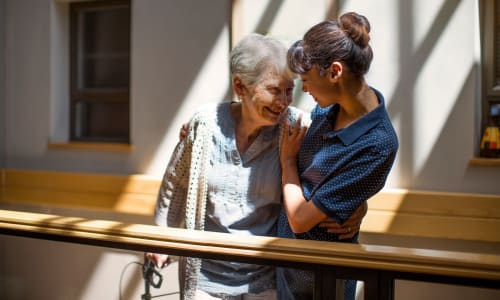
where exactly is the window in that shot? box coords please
[70,0,131,143]
[480,0,500,157]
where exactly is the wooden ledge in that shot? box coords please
[1,209,500,282]
[469,157,500,167]
[363,188,500,242]
[0,168,159,215]
[48,142,134,152]
[1,168,500,243]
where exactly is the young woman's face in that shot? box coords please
[243,71,294,126]
[300,65,334,108]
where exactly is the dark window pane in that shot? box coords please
[83,7,130,54]
[70,0,131,143]
[74,101,129,142]
[77,5,130,89]
[83,55,129,89]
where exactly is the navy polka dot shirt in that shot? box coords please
[277,88,399,299]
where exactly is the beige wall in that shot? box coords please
[3,0,499,194]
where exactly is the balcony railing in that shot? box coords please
[0,209,499,300]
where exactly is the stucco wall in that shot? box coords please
[3,0,499,194]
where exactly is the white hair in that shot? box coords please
[230,33,296,88]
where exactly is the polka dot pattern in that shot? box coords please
[277,88,399,300]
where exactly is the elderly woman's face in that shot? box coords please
[243,71,294,126]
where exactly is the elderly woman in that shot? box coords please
[279,12,399,300]
[147,33,365,300]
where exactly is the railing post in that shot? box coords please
[335,279,345,300]
[378,271,395,300]
[314,269,344,300]
[364,270,394,300]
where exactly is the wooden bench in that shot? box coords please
[0,168,160,215]
[1,168,499,243]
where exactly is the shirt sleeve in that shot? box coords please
[310,145,396,224]
[281,106,310,129]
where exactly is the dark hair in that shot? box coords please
[287,12,373,78]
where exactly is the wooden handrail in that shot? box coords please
[0,209,499,300]
[2,168,500,243]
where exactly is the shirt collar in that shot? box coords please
[325,88,386,145]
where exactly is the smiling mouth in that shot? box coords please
[265,107,283,117]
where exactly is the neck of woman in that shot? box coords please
[231,102,262,153]
[334,81,378,130]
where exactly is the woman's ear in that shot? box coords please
[328,62,343,82]
[233,76,246,99]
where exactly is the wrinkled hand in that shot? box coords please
[280,114,308,167]
[318,201,368,239]
[179,123,189,141]
[145,252,170,269]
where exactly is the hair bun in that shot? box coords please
[339,12,371,48]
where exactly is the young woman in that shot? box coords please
[278,12,399,300]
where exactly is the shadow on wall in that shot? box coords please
[135,0,231,174]
[386,0,462,188]
[413,67,493,193]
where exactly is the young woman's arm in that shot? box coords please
[280,117,369,235]
[280,116,328,233]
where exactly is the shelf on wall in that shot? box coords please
[469,157,500,167]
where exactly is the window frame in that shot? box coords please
[69,0,131,144]
[481,1,500,97]
[479,0,500,158]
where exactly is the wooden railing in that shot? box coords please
[0,209,499,300]
[1,168,500,299]
[2,168,500,243]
